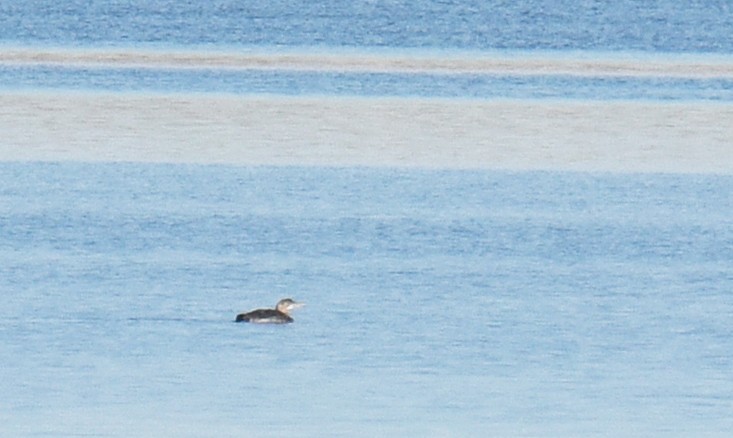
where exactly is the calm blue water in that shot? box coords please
[3,0,733,100]
[2,64,733,101]
[2,1,733,436]
[2,0,733,52]
[2,163,733,436]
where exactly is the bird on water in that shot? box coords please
[235,298,304,324]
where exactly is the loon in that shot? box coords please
[235,298,304,324]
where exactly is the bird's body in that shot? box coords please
[235,298,303,324]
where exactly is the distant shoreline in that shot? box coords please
[2,91,732,174]
[4,47,733,78]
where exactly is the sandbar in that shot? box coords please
[1,92,731,173]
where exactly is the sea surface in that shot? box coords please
[2,164,732,437]
[2,0,733,52]
[2,1,733,437]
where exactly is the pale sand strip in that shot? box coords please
[1,92,732,173]
[3,48,733,78]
